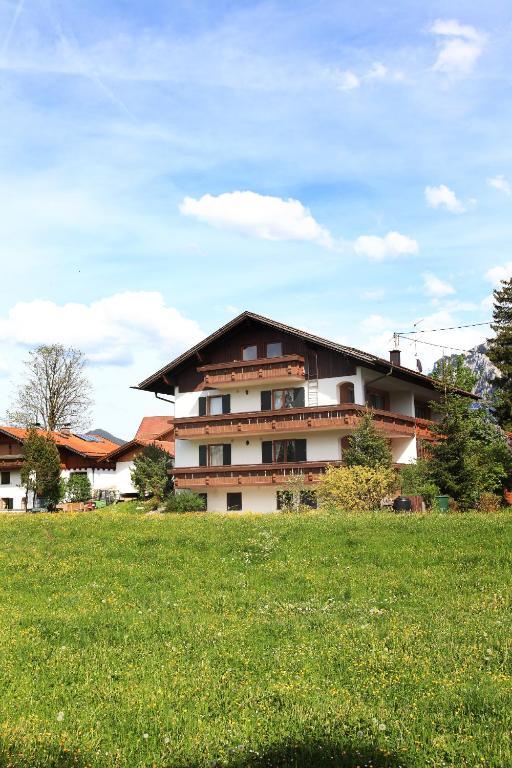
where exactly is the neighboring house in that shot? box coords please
[100,417,174,498]
[0,427,120,511]
[137,311,475,513]
[0,418,175,510]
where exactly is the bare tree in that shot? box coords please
[8,345,93,431]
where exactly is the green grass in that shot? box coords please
[1,505,512,768]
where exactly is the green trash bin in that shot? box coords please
[436,495,450,512]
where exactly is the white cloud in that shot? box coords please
[487,175,512,196]
[361,314,392,331]
[362,289,386,300]
[335,69,360,91]
[180,191,333,247]
[425,184,466,213]
[429,19,485,78]
[0,293,204,366]
[485,262,512,285]
[354,231,419,261]
[423,272,456,298]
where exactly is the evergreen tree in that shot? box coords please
[430,354,478,392]
[487,277,512,429]
[21,429,62,511]
[344,410,393,469]
[130,443,173,502]
[66,472,92,502]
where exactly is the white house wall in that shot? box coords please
[0,470,26,511]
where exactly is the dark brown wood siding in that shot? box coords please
[175,322,356,393]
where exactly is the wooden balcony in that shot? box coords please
[197,355,305,389]
[173,460,343,488]
[174,404,433,441]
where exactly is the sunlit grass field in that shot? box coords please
[1,505,512,768]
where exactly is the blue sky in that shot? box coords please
[0,0,511,438]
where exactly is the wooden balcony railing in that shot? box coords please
[173,460,343,488]
[197,355,305,388]
[174,404,433,441]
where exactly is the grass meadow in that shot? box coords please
[1,505,512,768]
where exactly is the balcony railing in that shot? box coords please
[174,404,433,441]
[197,355,305,388]
[173,460,343,488]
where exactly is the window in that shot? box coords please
[339,383,355,404]
[277,490,317,510]
[199,444,231,466]
[415,402,431,420]
[0,498,13,510]
[198,394,230,416]
[242,345,258,361]
[266,342,283,358]
[1,471,10,485]
[262,439,307,463]
[227,492,242,511]
[366,388,389,411]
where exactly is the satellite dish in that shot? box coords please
[416,359,423,373]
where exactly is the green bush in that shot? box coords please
[317,465,396,512]
[66,472,92,502]
[165,491,206,513]
[400,460,440,509]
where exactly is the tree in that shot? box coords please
[487,277,512,429]
[428,373,512,509]
[21,429,62,511]
[130,443,173,503]
[430,354,478,392]
[66,472,92,502]
[8,345,93,431]
[343,410,393,469]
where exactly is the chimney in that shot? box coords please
[60,426,71,437]
[389,349,401,366]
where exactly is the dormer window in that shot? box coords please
[242,344,258,361]
[266,342,283,358]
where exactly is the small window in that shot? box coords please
[273,388,302,409]
[209,396,223,416]
[227,492,242,511]
[242,345,258,361]
[208,445,225,466]
[1,471,10,485]
[266,342,283,358]
[0,498,13,510]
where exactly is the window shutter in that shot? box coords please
[295,439,307,462]
[222,443,231,465]
[293,387,305,408]
[199,445,207,466]
[198,397,207,416]
[261,441,273,464]
[260,390,272,410]
[222,394,231,414]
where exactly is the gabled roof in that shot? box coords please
[0,426,120,459]
[104,437,174,462]
[135,416,174,442]
[137,310,477,398]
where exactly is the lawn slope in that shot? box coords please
[0,509,511,767]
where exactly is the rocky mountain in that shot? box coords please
[432,342,499,401]
[86,428,126,446]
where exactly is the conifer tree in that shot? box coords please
[21,429,62,511]
[343,410,393,469]
[130,443,173,502]
[487,277,512,429]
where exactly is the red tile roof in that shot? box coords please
[135,416,174,442]
[0,426,120,458]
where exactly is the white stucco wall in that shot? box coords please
[182,486,307,514]
[0,470,27,510]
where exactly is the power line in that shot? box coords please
[396,321,491,335]
[399,334,473,353]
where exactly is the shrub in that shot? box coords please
[400,460,440,509]
[165,491,205,513]
[66,472,92,502]
[317,465,396,512]
[477,492,502,513]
